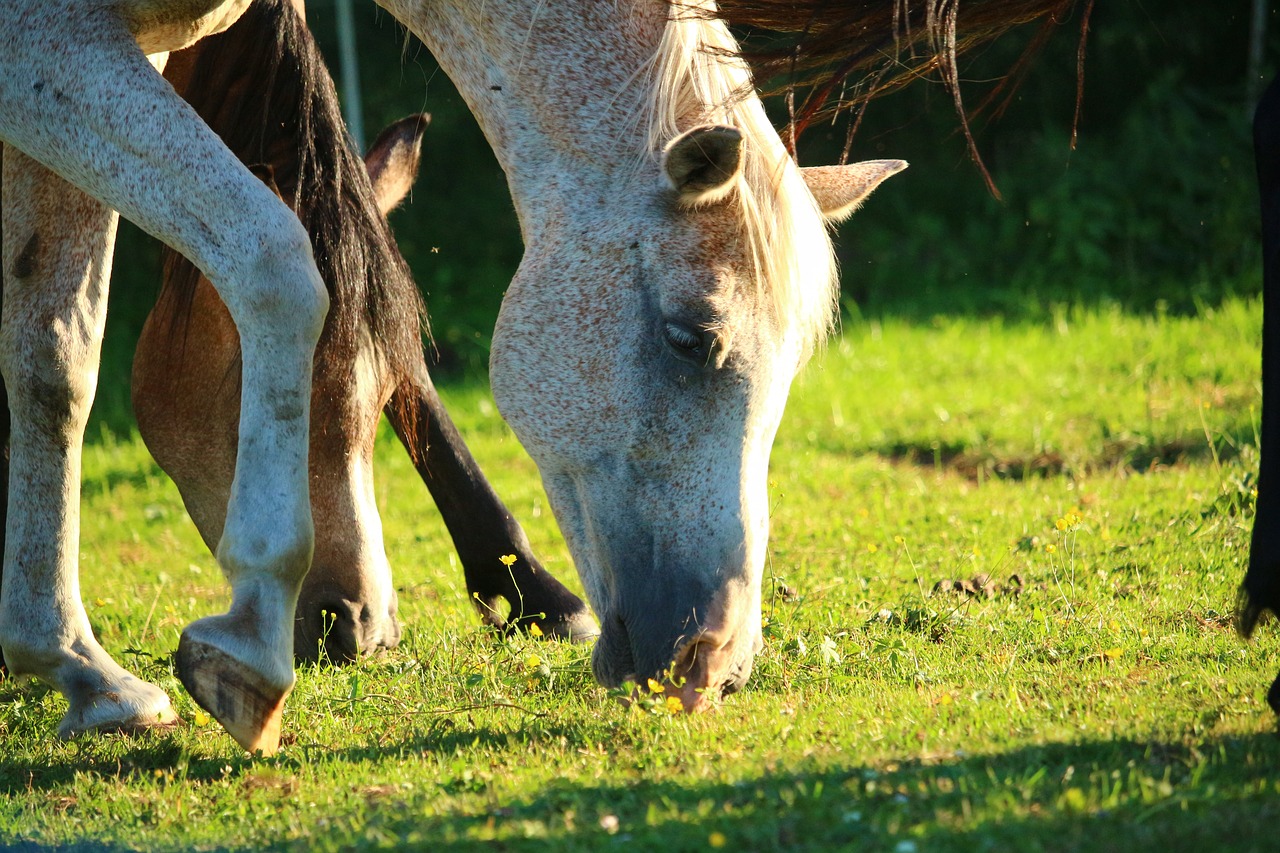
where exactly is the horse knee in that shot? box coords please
[226,213,329,345]
[0,323,97,439]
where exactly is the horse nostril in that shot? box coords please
[666,625,761,712]
[297,599,361,663]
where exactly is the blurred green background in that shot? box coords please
[94,0,1271,430]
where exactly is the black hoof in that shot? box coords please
[510,606,600,643]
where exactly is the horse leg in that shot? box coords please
[0,376,7,680]
[0,5,326,753]
[1243,73,1280,714]
[135,281,403,664]
[295,354,402,662]
[0,144,176,734]
[386,364,598,640]
[0,237,7,681]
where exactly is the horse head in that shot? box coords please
[491,124,902,706]
[388,0,905,708]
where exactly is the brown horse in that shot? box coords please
[0,0,593,679]
[139,6,595,663]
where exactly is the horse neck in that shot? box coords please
[381,0,675,240]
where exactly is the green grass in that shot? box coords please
[2,296,1278,851]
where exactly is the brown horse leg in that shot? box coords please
[133,268,403,665]
[1242,73,1280,715]
[387,364,597,641]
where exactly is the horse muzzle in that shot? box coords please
[591,595,760,712]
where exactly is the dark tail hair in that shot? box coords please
[160,0,426,441]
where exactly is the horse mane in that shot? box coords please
[701,0,1092,195]
[160,0,426,433]
[649,0,840,356]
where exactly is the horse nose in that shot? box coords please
[294,596,399,663]
[664,629,751,712]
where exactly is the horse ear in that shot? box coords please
[801,160,908,223]
[663,125,744,205]
[364,113,431,216]
[247,163,284,200]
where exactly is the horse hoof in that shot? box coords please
[176,635,291,755]
[532,607,600,643]
[57,682,179,740]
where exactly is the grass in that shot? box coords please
[2,295,1278,851]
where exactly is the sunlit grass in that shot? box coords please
[2,297,1277,851]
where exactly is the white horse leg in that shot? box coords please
[0,5,327,753]
[0,145,177,737]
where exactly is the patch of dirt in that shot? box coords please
[877,437,1232,482]
[932,572,1041,599]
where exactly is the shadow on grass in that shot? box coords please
[845,428,1257,483]
[333,730,1280,852]
[2,712,1280,851]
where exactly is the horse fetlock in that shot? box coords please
[0,632,177,736]
[509,606,600,643]
[217,519,315,589]
[499,583,599,642]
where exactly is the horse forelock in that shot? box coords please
[647,0,838,357]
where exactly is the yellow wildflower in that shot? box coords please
[499,554,517,567]
[647,678,665,693]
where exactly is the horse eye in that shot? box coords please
[664,321,704,355]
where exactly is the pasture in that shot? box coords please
[1,295,1277,851]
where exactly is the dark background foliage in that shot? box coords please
[94,0,1273,428]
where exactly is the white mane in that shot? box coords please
[645,0,840,355]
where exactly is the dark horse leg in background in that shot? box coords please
[1241,73,1280,714]
[0,267,5,677]
[0,382,5,678]
[387,364,596,639]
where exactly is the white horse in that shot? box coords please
[0,0,901,753]
[385,0,905,711]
